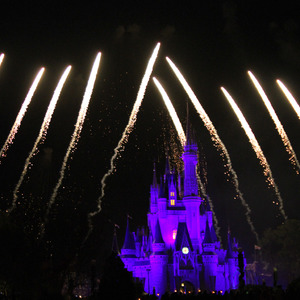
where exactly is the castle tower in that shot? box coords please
[202,219,218,291]
[150,219,168,298]
[120,218,136,272]
[182,121,202,249]
[225,230,239,290]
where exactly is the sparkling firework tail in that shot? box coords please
[8,66,72,214]
[42,54,101,236]
[276,79,300,120]
[83,43,161,244]
[0,68,45,163]
[165,57,257,242]
[153,77,186,147]
[248,71,300,174]
[221,87,286,231]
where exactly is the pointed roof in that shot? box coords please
[112,225,120,254]
[158,176,166,198]
[210,224,218,243]
[122,217,136,250]
[152,161,158,187]
[203,219,213,244]
[165,155,171,175]
[226,230,234,259]
[175,222,193,251]
[153,219,165,244]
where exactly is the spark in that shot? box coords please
[8,66,72,214]
[0,53,4,66]
[248,71,300,174]
[166,57,257,242]
[84,43,160,244]
[42,53,101,234]
[153,77,186,147]
[276,79,300,120]
[0,68,45,163]
[221,87,287,224]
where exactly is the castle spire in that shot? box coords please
[112,224,120,254]
[152,161,158,187]
[122,217,136,250]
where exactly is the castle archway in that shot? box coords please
[180,280,195,294]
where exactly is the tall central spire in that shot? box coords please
[182,105,199,197]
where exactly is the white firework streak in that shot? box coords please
[44,53,101,228]
[84,43,160,243]
[152,76,222,241]
[221,87,286,230]
[0,53,4,66]
[0,68,45,163]
[8,66,72,214]
[166,57,257,242]
[276,79,300,120]
[248,71,300,174]
[153,77,186,146]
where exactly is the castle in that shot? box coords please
[119,126,246,296]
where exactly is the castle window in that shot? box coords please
[170,199,175,206]
[173,229,177,240]
[170,192,175,197]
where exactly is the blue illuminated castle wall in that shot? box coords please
[120,130,246,295]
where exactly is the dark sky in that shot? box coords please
[0,1,299,260]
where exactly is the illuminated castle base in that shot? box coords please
[119,131,246,297]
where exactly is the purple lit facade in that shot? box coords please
[120,134,245,296]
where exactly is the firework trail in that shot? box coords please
[153,77,186,146]
[0,68,45,163]
[152,76,222,240]
[83,43,160,244]
[165,58,258,242]
[221,87,287,225]
[0,53,4,66]
[8,66,72,214]
[276,79,300,120]
[248,71,300,174]
[42,54,101,233]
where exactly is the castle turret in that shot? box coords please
[120,218,136,272]
[150,162,159,213]
[150,220,168,298]
[202,219,218,291]
[225,231,238,290]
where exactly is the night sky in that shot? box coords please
[0,1,299,264]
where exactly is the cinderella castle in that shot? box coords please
[118,124,246,296]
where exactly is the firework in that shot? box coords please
[153,77,186,146]
[221,87,287,224]
[276,79,300,120]
[42,53,101,234]
[0,53,4,66]
[84,43,160,244]
[8,66,72,214]
[0,68,45,163]
[248,71,300,174]
[166,57,257,241]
